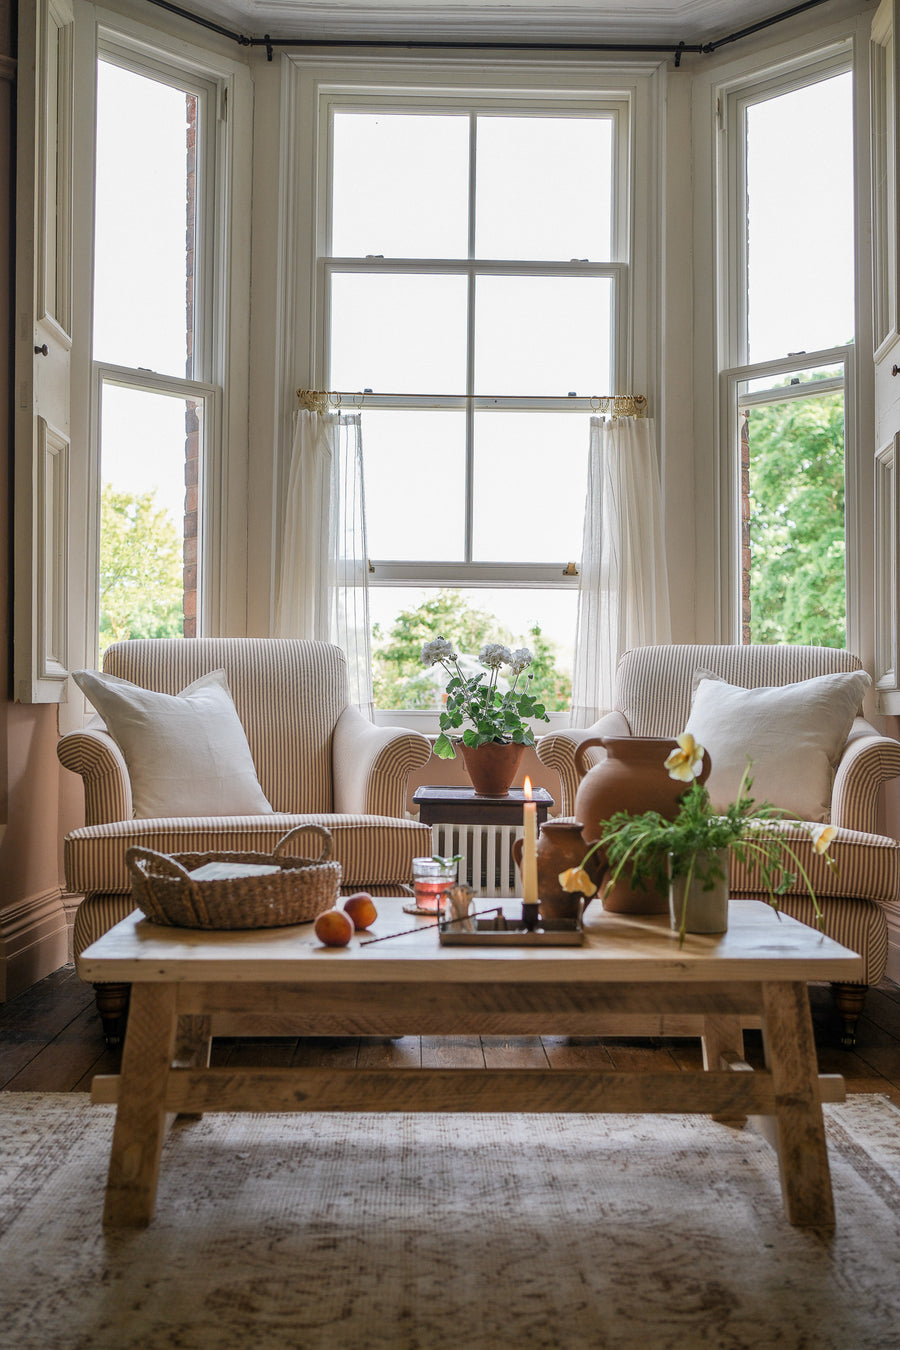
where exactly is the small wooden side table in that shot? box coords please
[413,784,555,827]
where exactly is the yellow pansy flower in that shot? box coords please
[558,866,598,899]
[664,732,706,783]
[812,824,837,854]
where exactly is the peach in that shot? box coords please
[343,892,378,931]
[314,908,354,947]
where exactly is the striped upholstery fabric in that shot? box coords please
[57,725,133,822]
[66,814,431,896]
[729,821,900,903]
[58,639,434,963]
[832,723,900,834]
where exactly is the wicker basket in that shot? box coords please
[125,824,342,930]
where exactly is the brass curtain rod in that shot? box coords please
[297,389,648,416]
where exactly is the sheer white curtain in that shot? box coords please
[276,408,374,717]
[570,414,671,725]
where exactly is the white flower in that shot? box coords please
[479,643,512,670]
[508,647,534,676]
[421,637,457,667]
[664,732,706,783]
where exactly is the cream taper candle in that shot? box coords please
[522,775,538,904]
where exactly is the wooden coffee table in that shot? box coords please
[81,898,862,1229]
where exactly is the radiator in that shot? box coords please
[431,822,524,898]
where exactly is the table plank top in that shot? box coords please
[79,898,863,986]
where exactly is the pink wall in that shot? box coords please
[1,0,69,999]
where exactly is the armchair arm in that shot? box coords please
[332,705,432,817]
[831,717,900,834]
[57,724,133,825]
[535,710,631,816]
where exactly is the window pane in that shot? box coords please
[742,363,843,396]
[371,586,576,711]
[94,62,196,379]
[740,385,845,647]
[330,273,468,393]
[475,276,612,394]
[476,115,613,260]
[99,382,199,659]
[332,113,469,258]
[473,412,589,561]
[746,74,854,362]
[364,410,466,561]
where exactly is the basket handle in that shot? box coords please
[273,823,334,862]
[125,845,195,883]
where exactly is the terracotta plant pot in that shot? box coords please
[573,736,711,915]
[513,819,601,919]
[458,741,525,797]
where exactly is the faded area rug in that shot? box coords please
[2,1094,900,1350]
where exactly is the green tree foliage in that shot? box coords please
[747,390,845,648]
[99,484,184,657]
[372,588,572,712]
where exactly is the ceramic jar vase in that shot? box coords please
[512,819,598,920]
[573,736,712,915]
[668,849,730,934]
[458,741,525,797]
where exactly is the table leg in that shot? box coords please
[761,981,834,1228]
[701,1014,747,1126]
[173,1014,212,1122]
[103,983,177,1227]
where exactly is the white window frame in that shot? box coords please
[87,27,239,659]
[713,40,861,648]
[719,346,855,643]
[278,55,662,724]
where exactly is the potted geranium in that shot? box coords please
[421,637,549,796]
[560,733,837,938]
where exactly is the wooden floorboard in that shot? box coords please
[2,965,900,1105]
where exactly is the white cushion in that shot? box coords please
[684,668,871,823]
[73,668,274,819]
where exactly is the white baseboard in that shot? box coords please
[0,889,69,1002]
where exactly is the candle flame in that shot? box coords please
[523,776,533,799]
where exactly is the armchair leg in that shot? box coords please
[831,982,866,1048]
[94,982,130,1047]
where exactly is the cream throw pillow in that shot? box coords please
[73,668,274,819]
[684,668,871,823]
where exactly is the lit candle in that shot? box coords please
[522,776,538,905]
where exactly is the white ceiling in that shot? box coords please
[182,0,832,46]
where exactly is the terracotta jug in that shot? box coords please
[512,819,600,920]
[458,741,525,797]
[573,736,711,915]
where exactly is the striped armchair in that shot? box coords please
[537,644,900,1044]
[58,639,433,1039]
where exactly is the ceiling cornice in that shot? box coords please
[168,0,854,49]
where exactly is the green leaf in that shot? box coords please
[433,733,456,759]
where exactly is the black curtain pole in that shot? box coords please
[143,0,838,64]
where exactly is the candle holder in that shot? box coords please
[521,901,540,931]
[438,898,586,946]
